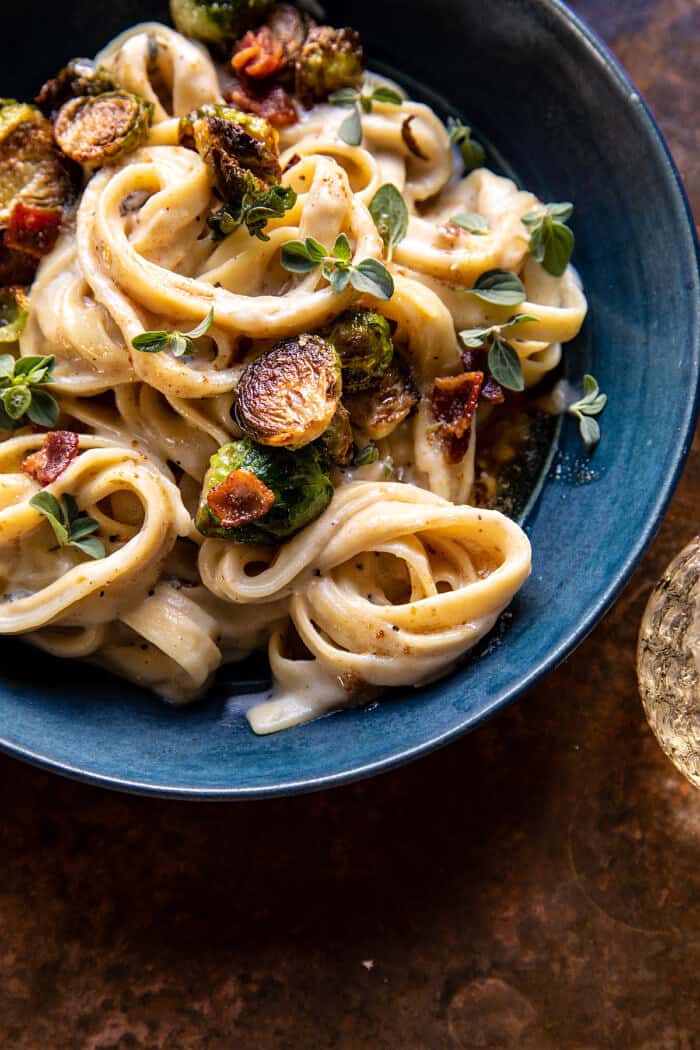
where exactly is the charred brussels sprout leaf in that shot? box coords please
[0,287,29,343]
[35,59,115,118]
[321,403,353,465]
[54,92,153,169]
[171,0,274,46]
[196,438,333,542]
[235,333,341,448]
[345,357,418,441]
[324,308,393,393]
[295,27,364,108]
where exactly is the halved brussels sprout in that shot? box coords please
[235,334,342,448]
[295,26,363,108]
[345,357,418,440]
[180,105,281,212]
[36,59,115,119]
[196,438,333,542]
[0,103,73,224]
[324,308,393,394]
[0,286,29,342]
[54,92,153,169]
[171,0,274,46]
[321,403,353,465]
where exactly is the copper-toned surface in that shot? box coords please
[2,3,700,1046]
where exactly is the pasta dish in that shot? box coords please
[0,2,587,733]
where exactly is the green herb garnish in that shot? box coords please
[568,373,607,449]
[209,185,297,243]
[463,269,526,306]
[0,355,58,429]
[450,212,489,235]
[447,117,485,174]
[132,308,215,358]
[330,82,402,147]
[30,491,105,559]
[353,443,379,466]
[369,183,408,260]
[281,235,394,300]
[458,314,537,393]
[521,202,574,277]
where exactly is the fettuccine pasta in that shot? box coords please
[0,10,587,734]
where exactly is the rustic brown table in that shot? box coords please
[1,3,699,1047]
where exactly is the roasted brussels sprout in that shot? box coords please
[0,286,29,342]
[295,26,363,108]
[196,438,333,542]
[345,357,418,440]
[171,0,274,46]
[235,334,341,447]
[180,105,281,212]
[321,403,353,465]
[0,102,74,259]
[324,308,393,394]
[35,59,115,119]
[54,91,153,169]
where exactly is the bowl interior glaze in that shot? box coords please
[0,0,698,797]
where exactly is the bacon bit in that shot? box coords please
[283,152,301,174]
[5,200,62,258]
[207,468,275,528]
[0,238,38,285]
[460,347,505,403]
[233,27,285,79]
[225,83,298,128]
[22,431,79,485]
[431,372,484,464]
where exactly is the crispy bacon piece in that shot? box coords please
[5,200,62,258]
[460,347,505,404]
[207,468,275,528]
[224,83,298,127]
[431,372,484,464]
[0,239,37,285]
[22,431,79,485]
[233,27,286,79]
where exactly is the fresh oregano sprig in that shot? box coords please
[369,183,408,261]
[568,373,607,449]
[447,116,485,174]
[450,212,489,235]
[0,354,58,429]
[29,491,105,560]
[330,82,403,147]
[458,314,537,392]
[462,269,527,306]
[353,443,379,466]
[281,234,394,300]
[132,308,215,358]
[209,185,297,243]
[521,202,574,277]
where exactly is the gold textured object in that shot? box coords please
[637,537,700,787]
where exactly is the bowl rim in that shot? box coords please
[1,0,698,799]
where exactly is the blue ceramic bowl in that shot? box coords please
[0,0,698,797]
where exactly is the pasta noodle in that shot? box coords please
[0,18,588,734]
